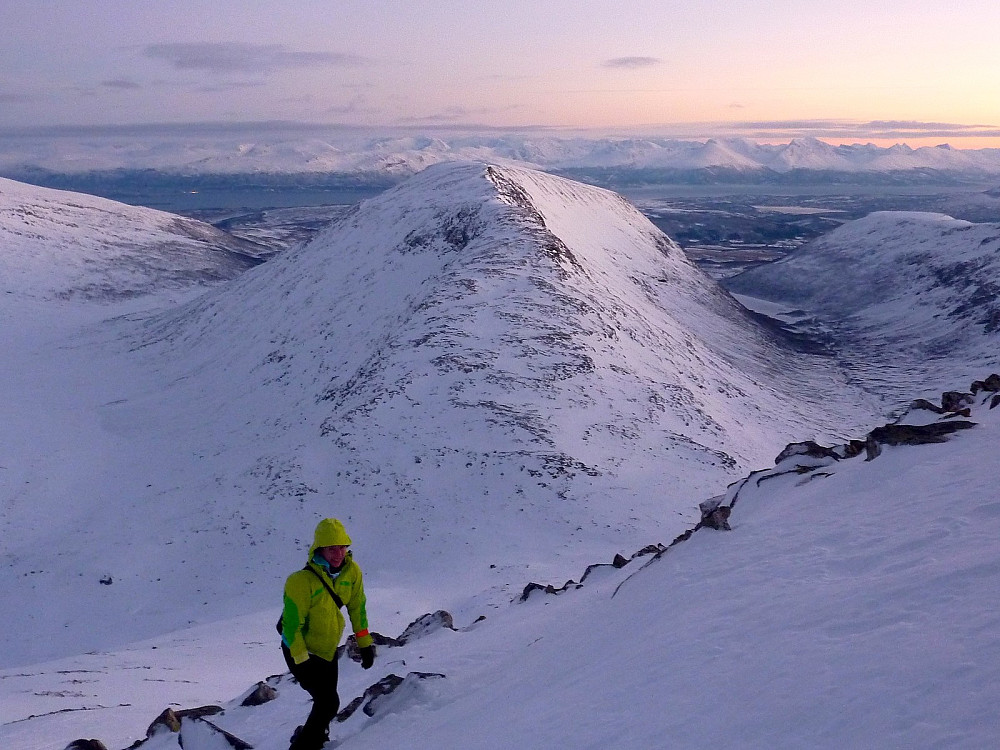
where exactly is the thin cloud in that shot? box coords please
[718,119,1000,142]
[397,104,523,125]
[602,56,662,70]
[196,80,267,94]
[143,43,368,76]
[101,79,142,90]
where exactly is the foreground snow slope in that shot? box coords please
[725,211,1000,396]
[1,163,881,671]
[0,176,261,301]
[6,381,996,750]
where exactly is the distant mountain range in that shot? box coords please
[3,130,1000,182]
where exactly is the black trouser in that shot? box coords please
[282,643,340,750]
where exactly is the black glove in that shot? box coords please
[360,645,375,670]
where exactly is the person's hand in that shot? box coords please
[360,645,375,669]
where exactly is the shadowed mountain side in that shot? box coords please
[724,211,1000,397]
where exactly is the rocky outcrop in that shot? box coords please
[336,672,446,723]
[239,681,278,707]
[65,741,108,750]
[143,705,223,736]
[864,421,976,460]
[397,610,458,643]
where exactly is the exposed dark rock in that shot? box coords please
[145,705,224,737]
[971,373,1000,394]
[398,610,457,644]
[519,579,581,601]
[65,740,108,750]
[909,398,949,415]
[701,505,733,531]
[836,440,867,458]
[633,543,666,558]
[579,554,631,583]
[181,717,253,749]
[239,681,278,707]
[941,391,974,412]
[864,421,976,461]
[774,440,841,464]
[992,394,1000,410]
[337,672,446,723]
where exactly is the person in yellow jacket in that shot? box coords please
[281,518,375,750]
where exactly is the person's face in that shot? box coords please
[320,545,348,568]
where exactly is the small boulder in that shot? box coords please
[145,705,224,737]
[971,373,1000,394]
[865,421,976,460]
[398,611,456,645]
[774,441,841,464]
[240,680,278,707]
[65,741,108,750]
[337,672,446,723]
[941,391,974,412]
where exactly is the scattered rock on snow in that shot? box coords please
[239,680,278,707]
[337,672,446,722]
[397,610,457,644]
[970,373,1000,394]
[774,440,842,464]
[941,391,975,412]
[179,716,253,749]
[864,420,976,460]
[144,705,224,737]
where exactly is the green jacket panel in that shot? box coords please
[282,552,372,664]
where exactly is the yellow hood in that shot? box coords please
[308,517,352,559]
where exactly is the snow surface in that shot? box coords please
[2,163,998,749]
[5,388,998,750]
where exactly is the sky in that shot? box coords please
[3,1,1000,147]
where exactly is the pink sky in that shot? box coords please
[2,1,999,148]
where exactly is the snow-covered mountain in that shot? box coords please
[723,211,1000,394]
[4,128,1000,177]
[1,162,883,672]
[0,176,262,302]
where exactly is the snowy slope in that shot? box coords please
[6,379,997,750]
[0,176,261,301]
[723,211,1000,395]
[0,162,883,674]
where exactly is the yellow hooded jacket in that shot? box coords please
[281,518,373,664]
